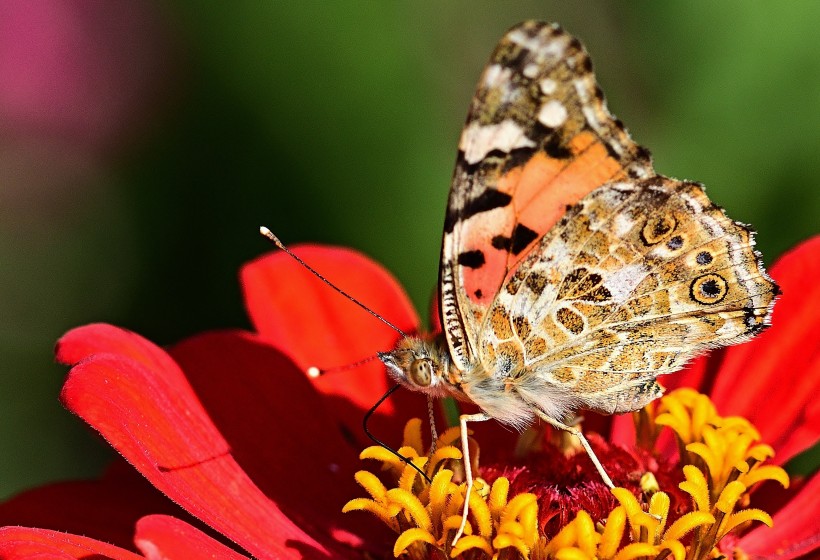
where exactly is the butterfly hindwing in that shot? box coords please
[477,178,777,420]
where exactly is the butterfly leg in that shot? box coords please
[452,412,491,545]
[533,408,615,488]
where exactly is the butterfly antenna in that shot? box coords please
[306,354,380,378]
[260,228,428,481]
[260,227,408,339]
[364,383,432,484]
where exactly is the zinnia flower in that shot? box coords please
[0,237,817,559]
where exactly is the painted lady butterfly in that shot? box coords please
[378,21,778,542]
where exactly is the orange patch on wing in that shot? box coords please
[502,131,627,245]
[459,206,516,306]
[459,132,626,307]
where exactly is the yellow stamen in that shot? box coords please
[719,508,773,539]
[680,465,711,512]
[544,516,579,555]
[428,469,454,527]
[442,514,472,536]
[663,511,715,541]
[360,444,417,469]
[394,528,436,557]
[552,547,591,560]
[739,464,790,489]
[354,470,388,502]
[463,485,493,537]
[398,457,428,490]
[403,418,425,454]
[342,498,399,531]
[488,476,509,518]
[612,543,659,560]
[569,511,600,558]
[450,535,493,557]
[428,446,462,471]
[493,533,531,557]
[657,539,686,560]
[386,487,432,532]
[648,491,670,541]
[715,480,747,514]
[598,506,626,559]
[346,388,788,560]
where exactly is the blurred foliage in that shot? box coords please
[0,2,817,499]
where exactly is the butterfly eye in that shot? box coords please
[408,359,433,387]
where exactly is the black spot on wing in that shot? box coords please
[499,47,529,71]
[501,147,537,173]
[743,305,769,335]
[696,251,713,265]
[510,224,538,254]
[667,235,684,250]
[544,135,572,159]
[635,146,652,162]
[457,250,486,269]
[491,235,510,251]
[445,188,512,234]
[490,224,539,256]
[604,141,620,160]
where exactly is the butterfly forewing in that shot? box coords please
[440,21,653,372]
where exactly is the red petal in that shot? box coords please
[609,355,715,453]
[709,236,820,463]
[56,323,178,373]
[0,527,141,560]
[241,245,423,434]
[608,414,635,447]
[135,515,247,559]
[59,326,330,559]
[663,354,713,394]
[429,288,443,334]
[0,461,188,551]
[737,473,820,560]
[169,331,392,555]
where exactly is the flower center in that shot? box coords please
[344,389,789,560]
[480,430,690,537]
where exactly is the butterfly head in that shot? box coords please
[378,337,451,397]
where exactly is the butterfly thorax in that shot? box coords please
[379,336,469,401]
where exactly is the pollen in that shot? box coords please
[345,390,788,559]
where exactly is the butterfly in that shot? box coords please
[377,21,778,543]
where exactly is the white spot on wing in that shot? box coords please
[460,120,536,165]
[613,213,634,238]
[538,100,568,128]
[604,264,648,304]
[507,29,545,53]
[483,64,511,87]
[679,190,704,213]
[539,78,557,95]
[573,78,591,103]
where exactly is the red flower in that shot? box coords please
[0,238,817,559]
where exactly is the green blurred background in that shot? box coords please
[1,2,818,500]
